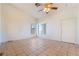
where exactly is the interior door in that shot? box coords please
[61,19,76,43]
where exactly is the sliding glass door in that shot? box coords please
[31,23,46,37]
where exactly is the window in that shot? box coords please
[38,24,46,35]
[31,23,46,36]
[31,23,36,34]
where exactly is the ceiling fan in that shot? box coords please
[35,3,58,14]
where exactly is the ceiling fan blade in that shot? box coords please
[35,3,41,7]
[51,7,58,10]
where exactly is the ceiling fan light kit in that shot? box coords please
[35,3,58,14]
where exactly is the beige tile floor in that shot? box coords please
[0,38,79,56]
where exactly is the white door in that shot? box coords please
[61,19,76,43]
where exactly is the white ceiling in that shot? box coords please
[11,3,79,20]
[11,3,60,19]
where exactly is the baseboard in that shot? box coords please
[38,37,79,45]
[3,36,35,43]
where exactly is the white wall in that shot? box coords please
[76,5,79,44]
[38,17,60,41]
[38,4,78,44]
[1,3,79,44]
[0,4,2,43]
[0,4,7,43]
[2,4,35,41]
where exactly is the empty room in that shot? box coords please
[0,3,79,56]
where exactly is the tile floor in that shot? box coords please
[0,38,79,56]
